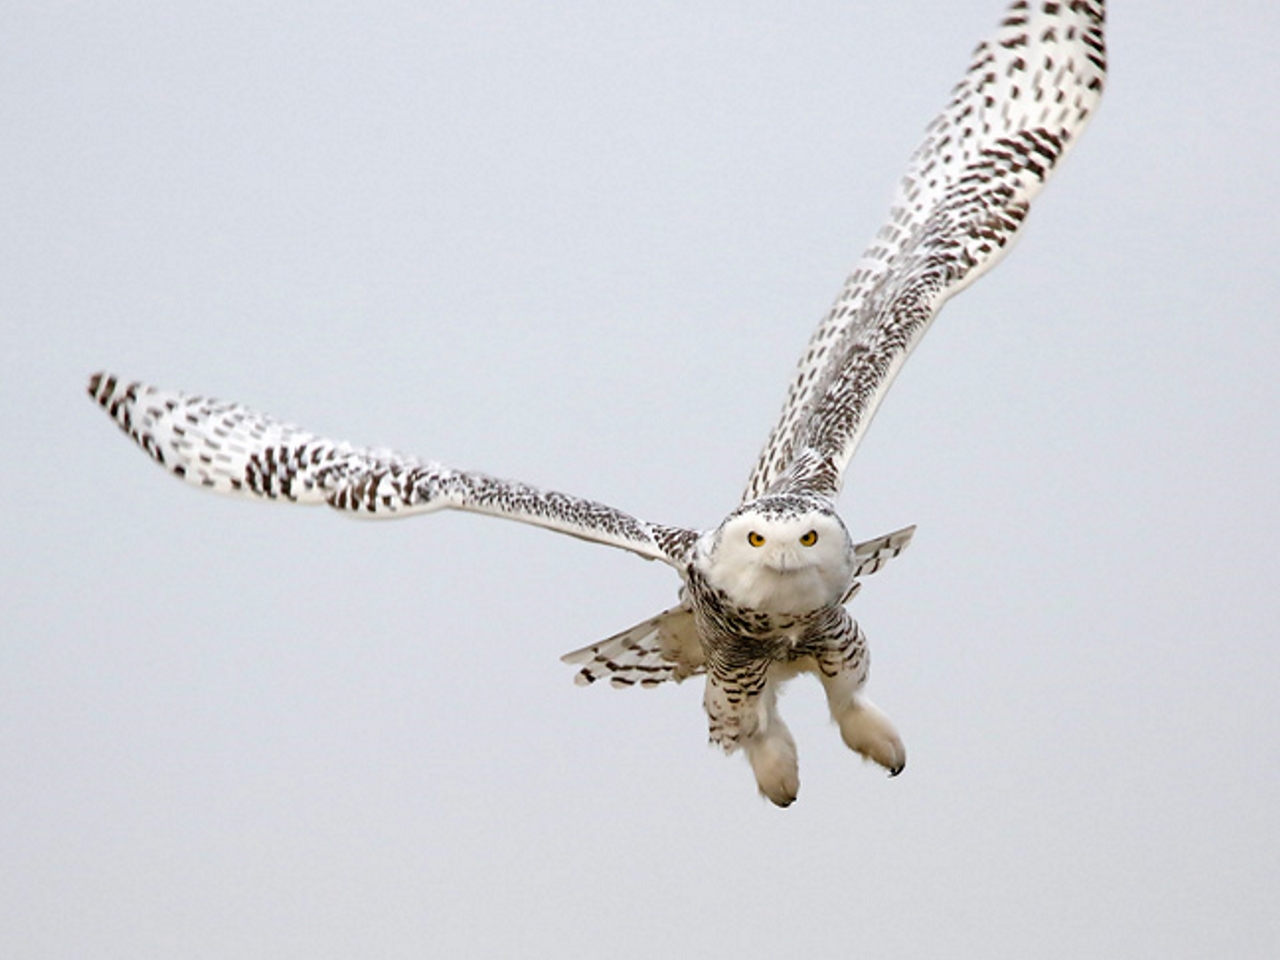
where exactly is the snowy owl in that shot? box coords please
[88,1,1106,806]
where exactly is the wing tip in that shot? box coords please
[86,370,117,405]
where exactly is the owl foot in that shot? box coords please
[744,723,799,807]
[836,697,905,776]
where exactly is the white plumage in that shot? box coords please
[89,1,1106,805]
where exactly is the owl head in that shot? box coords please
[701,495,854,615]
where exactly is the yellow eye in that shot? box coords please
[799,530,819,547]
[747,531,766,548]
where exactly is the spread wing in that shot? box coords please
[88,373,697,567]
[744,0,1106,501]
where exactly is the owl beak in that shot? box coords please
[766,550,803,573]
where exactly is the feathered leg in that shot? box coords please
[813,617,905,776]
[741,683,800,807]
[704,667,799,807]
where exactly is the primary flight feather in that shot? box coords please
[90,0,1106,806]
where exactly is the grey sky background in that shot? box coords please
[3,1,1278,956]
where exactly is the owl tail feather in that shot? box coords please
[560,604,704,688]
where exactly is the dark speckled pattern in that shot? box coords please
[745,0,1105,502]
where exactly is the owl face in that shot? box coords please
[701,503,854,615]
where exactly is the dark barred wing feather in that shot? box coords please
[560,605,704,688]
[88,373,696,567]
[745,0,1106,500]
